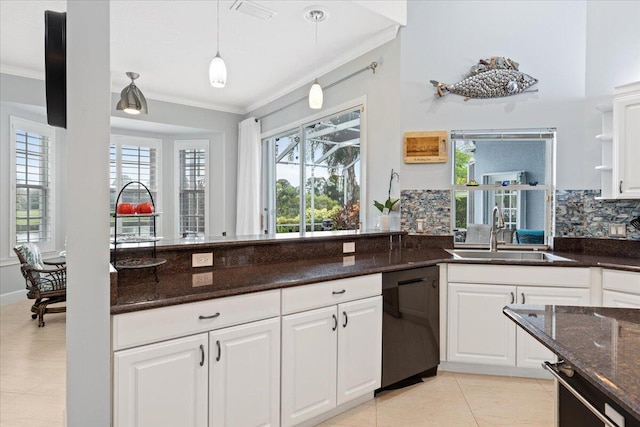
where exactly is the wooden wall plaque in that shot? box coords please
[403,131,448,163]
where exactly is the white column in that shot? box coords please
[65,1,111,426]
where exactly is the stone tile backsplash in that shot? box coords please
[401,189,640,240]
[400,190,451,234]
[555,190,640,240]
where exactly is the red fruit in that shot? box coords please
[135,202,154,214]
[116,203,136,215]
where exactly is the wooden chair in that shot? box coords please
[13,243,66,327]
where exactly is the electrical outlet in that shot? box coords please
[343,242,355,254]
[192,252,214,267]
[192,272,213,287]
[609,224,627,238]
[343,255,355,267]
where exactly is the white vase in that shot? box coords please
[379,214,391,231]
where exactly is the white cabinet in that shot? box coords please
[113,290,281,427]
[613,81,640,199]
[602,269,640,308]
[603,290,640,308]
[281,306,338,426]
[281,274,382,427]
[448,283,516,366]
[209,317,280,427]
[114,334,209,427]
[515,286,590,369]
[336,297,383,406]
[447,265,590,370]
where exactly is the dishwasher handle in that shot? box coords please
[398,277,427,286]
[542,361,618,427]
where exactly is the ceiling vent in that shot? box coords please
[230,1,277,21]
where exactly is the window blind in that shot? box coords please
[179,149,206,236]
[15,129,52,244]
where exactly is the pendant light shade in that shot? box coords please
[209,52,227,88]
[116,72,147,115]
[309,79,323,109]
[210,0,227,88]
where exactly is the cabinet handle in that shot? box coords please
[199,344,205,367]
[216,340,221,362]
[521,293,526,304]
[620,180,623,193]
[199,312,220,320]
[332,289,346,295]
[510,292,515,304]
[332,314,338,331]
[343,311,348,328]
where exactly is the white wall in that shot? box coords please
[399,0,589,191]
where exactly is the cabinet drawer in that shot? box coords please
[603,269,640,294]
[448,264,590,288]
[113,290,280,350]
[281,274,381,315]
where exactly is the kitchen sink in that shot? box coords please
[447,249,573,262]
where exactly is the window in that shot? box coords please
[452,129,554,247]
[175,140,209,237]
[10,117,55,252]
[110,135,162,237]
[263,106,362,233]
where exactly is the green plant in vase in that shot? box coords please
[373,169,399,230]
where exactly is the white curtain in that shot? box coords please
[235,117,262,235]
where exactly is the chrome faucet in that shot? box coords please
[490,206,505,252]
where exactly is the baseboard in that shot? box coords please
[294,393,374,427]
[0,290,26,306]
[440,361,553,380]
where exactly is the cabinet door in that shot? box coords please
[448,283,516,366]
[337,296,382,406]
[281,306,337,427]
[209,317,280,427]
[516,286,590,369]
[114,334,208,427]
[614,83,640,198]
[603,290,640,308]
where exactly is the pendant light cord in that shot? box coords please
[216,0,221,55]
[314,16,318,78]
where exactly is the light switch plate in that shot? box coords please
[192,252,214,267]
[343,242,355,254]
[343,255,355,267]
[609,224,627,238]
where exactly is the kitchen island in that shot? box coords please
[504,305,640,426]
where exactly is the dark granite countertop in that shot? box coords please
[504,305,640,420]
[111,241,640,314]
[111,247,450,314]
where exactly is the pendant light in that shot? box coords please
[116,72,148,115]
[306,8,327,109]
[209,0,227,88]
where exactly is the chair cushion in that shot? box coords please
[34,276,66,292]
[15,243,44,279]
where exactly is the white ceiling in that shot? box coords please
[1,1,404,115]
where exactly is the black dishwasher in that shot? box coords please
[379,266,440,389]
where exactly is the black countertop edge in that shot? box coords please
[503,305,640,421]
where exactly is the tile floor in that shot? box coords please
[1,299,66,427]
[1,299,555,427]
